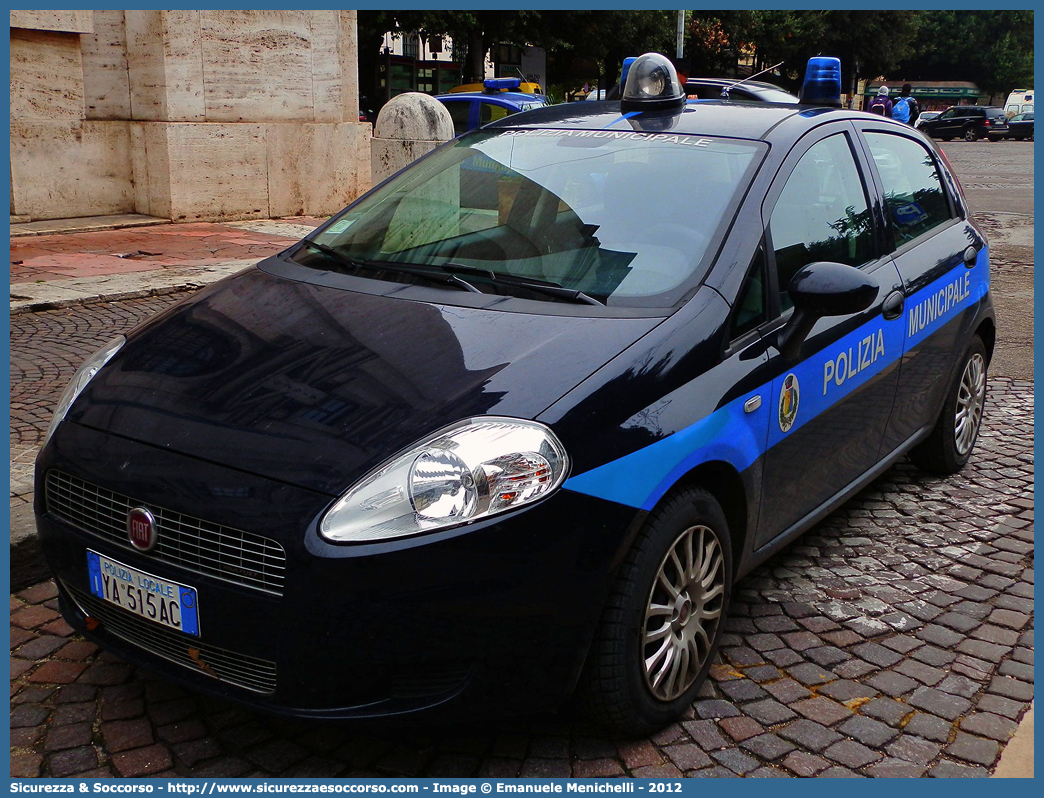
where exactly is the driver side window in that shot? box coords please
[768,133,873,313]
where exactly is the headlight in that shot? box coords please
[41,335,125,449]
[319,417,569,543]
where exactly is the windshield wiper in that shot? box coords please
[439,263,605,306]
[299,241,481,294]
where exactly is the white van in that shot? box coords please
[1004,89,1033,117]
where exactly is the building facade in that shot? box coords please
[10,10,372,223]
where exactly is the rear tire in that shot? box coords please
[579,487,732,736]
[910,336,988,474]
[964,127,979,142]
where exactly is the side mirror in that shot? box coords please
[777,261,878,359]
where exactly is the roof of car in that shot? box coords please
[435,92,549,106]
[484,99,888,143]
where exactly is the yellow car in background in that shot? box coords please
[450,79,543,95]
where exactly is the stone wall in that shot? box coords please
[9,10,371,222]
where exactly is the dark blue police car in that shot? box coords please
[37,55,993,734]
[436,78,552,136]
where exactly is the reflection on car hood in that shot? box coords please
[69,268,661,495]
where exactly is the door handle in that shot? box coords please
[882,290,905,321]
[963,245,979,268]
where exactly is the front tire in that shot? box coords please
[910,336,988,474]
[579,488,732,736]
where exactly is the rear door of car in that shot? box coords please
[438,98,476,135]
[752,123,905,548]
[927,108,956,138]
[478,98,520,127]
[852,122,987,452]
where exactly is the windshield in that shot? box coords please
[301,128,763,307]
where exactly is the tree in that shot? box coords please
[818,11,922,99]
[900,11,1033,98]
[546,10,676,90]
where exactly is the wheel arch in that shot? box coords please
[665,460,751,567]
[975,317,996,364]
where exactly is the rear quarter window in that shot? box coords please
[864,132,954,247]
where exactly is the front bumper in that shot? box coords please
[38,422,642,720]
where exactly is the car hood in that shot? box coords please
[70,267,661,496]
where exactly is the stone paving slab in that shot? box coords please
[10,261,256,315]
[10,217,324,285]
[10,215,170,239]
[9,330,1033,776]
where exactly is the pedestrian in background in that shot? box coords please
[891,83,920,126]
[868,85,892,116]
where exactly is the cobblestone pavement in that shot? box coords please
[10,357,1034,776]
[9,295,193,472]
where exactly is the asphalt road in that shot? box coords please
[936,139,1034,379]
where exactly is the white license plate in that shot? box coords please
[87,551,200,636]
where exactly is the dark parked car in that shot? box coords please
[913,110,940,131]
[602,76,798,104]
[684,77,799,103]
[920,105,1009,141]
[38,55,994,734]
[1007,112,1034,140]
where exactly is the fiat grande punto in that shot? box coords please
[37,56,994,734]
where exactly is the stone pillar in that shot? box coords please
[124,9,371,221]
[9,10,133,220]
[9,9,372,222]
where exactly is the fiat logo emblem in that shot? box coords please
[126,507,158,552]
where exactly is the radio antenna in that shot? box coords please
[721,61,785,99]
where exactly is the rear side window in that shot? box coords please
[864,132,954,247]
[769,133,874,312]
[480,102,515,124]
[442,101,471,135]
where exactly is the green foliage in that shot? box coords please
[901,10,1033,95]
[359,10,1034,102]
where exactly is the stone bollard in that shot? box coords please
[371,93,454,185]
[371,93,459,250]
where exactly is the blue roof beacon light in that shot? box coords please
[619,57,638,92]
[483,77,521,93]
[800,56,843,107]
[620,52,686,113]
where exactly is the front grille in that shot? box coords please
[46,471,286,596]
[65,581,277,695]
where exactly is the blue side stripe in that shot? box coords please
[563,393,765,511]
[563,252,989,510]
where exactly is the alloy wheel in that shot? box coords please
[641,525,725,702]
[954,352,986,456]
